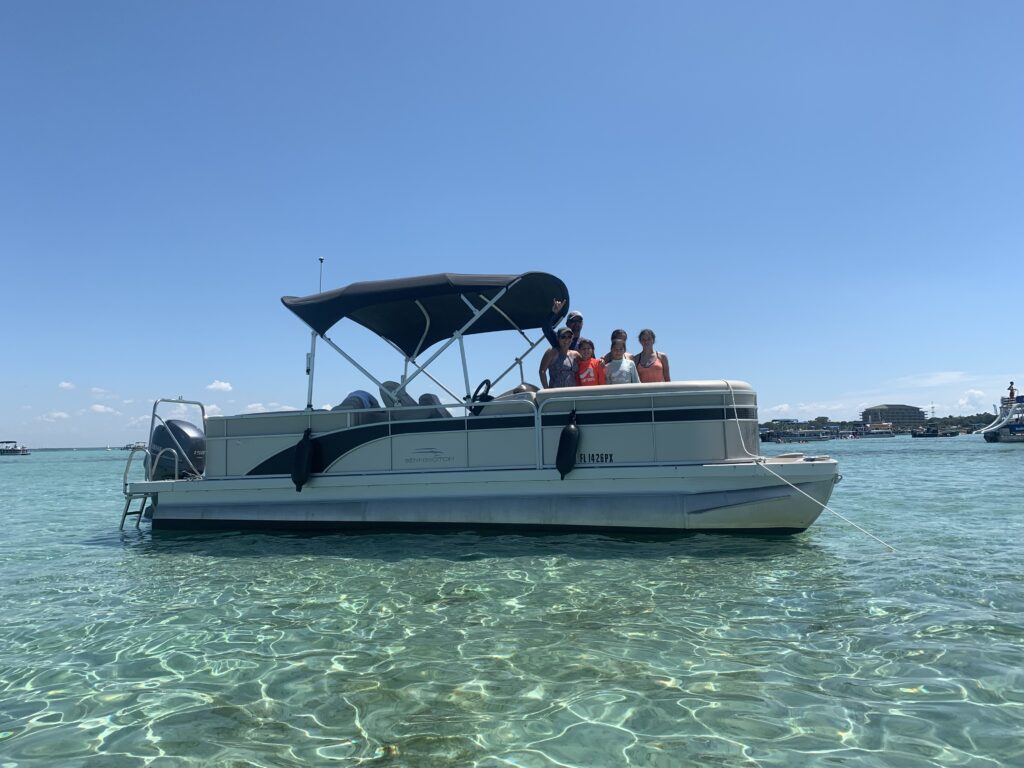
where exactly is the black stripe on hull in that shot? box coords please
[248,408,759,477]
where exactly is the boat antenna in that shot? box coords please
[305,257,325,410]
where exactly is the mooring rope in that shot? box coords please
[723,380,897,553]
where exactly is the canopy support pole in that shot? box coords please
[305,331,317,410]
[304,258,325,410]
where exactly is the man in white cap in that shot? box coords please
[544,299,583,351]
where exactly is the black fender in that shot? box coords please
[291,428,313,492]
[556,409,580,480]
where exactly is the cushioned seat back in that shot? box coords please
[331,390,385,425]
[380,381,430,421]
[333,390,379,410]
[379,381,418,408]
[418,392,452,418]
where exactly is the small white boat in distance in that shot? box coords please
[122,272,840,534]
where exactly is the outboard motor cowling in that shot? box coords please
[149,419,206,480]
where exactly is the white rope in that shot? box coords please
[723,380,897,553]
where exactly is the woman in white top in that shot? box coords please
[604,339,639,384]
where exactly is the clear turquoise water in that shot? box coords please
[1,438,1021,767]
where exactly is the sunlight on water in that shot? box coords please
[1,441,1022,766]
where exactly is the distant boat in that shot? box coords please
[910,426,957,438]
[0,440,30,456]
[775,429,833,443]
[976,395,1024,443]
[121,441,147,450]
[860,422,896,438]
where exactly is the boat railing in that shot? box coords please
[148,398,208,479]
[535,385,758,468]
[200,382,759,476]
[149,446,182,481]
[122,446,151,492]
[148,414,204,478]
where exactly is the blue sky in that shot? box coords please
[2,1,1021,447]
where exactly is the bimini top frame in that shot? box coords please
[281,272,570,404]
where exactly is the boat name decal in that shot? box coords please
[404,448,455,465]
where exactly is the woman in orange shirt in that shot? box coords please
[635,328,670,383]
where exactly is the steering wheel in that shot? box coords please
[472,379,492,402]
[469,379,493,416]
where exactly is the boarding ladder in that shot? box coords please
[120,446,152,529]
[120,444,191,528]
[120,398,206,529]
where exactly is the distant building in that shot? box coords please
[860,404,926,428]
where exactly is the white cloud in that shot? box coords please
[58,381,75,390]
[893,371,970,388]
[205,404,223,416]
[957,389,988,413]
[765,403,860,421]
[206,380,233,392]
[91,387,119,400]
[40,411,70,422]
[122,399,134,404]
[245,402,298,413]
[90,404,120,415]
[166,403,203,419]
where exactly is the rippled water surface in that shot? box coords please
[1,439,1022,766]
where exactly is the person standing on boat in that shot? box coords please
[601,329,634,364]
[635,328,671,382]
[575,338,606,386]
[544,299,583,351]
[540,328,581,388]
[604,339,639,384]
[1009,381,1017,400]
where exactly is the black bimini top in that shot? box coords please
[282,272,568,358]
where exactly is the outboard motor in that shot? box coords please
[149,419,206,480]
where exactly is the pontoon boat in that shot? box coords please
[122,272,840,533]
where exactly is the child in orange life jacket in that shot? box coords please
[575,338,606,386]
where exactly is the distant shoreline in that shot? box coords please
[19,447,124,452]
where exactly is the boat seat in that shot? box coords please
[473,387,537,416]
[331,390,385,425]
[380,381,431,421]
[379,381,418,407]
[418,392,452,418]
[496,382,540,398]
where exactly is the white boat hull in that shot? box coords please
[135,456,838,533]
